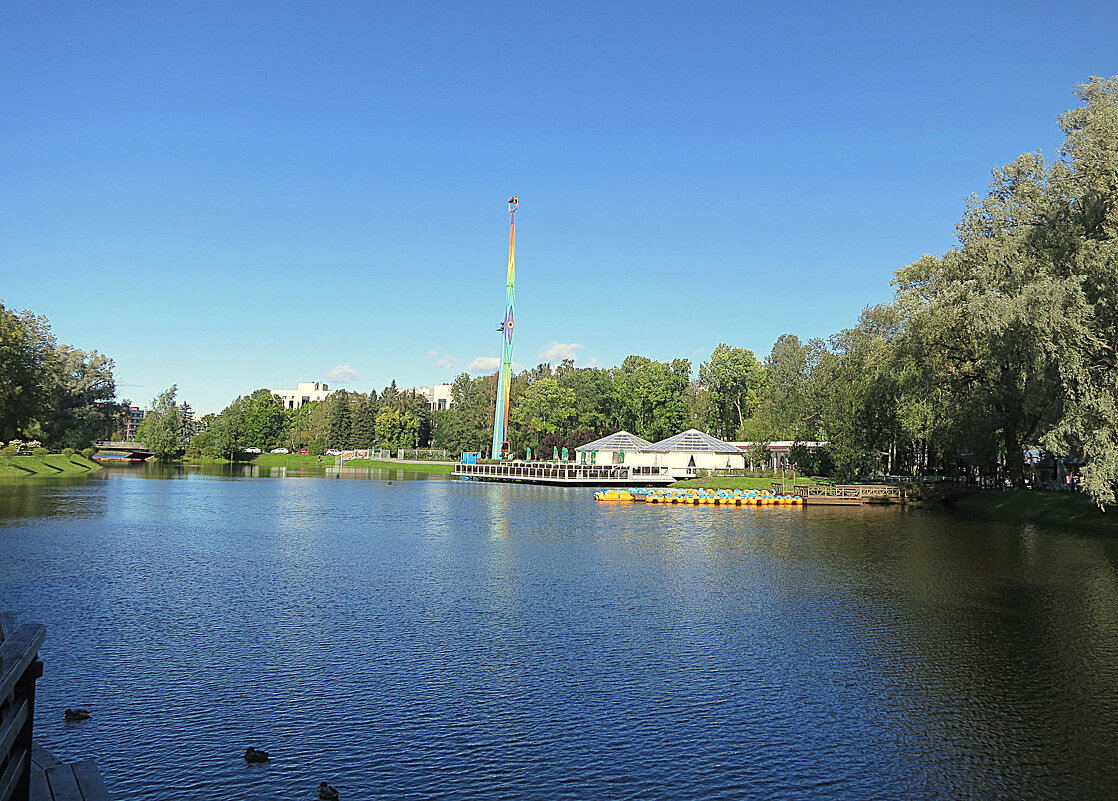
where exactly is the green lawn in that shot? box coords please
[0,454,101,478]
[246,453,456,474]
[951,489,1118,535]
[335,458,456,474]
[673,475,822,491]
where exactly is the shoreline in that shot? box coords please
[946,489,1117,535]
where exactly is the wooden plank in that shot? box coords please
[0,745,29,801]
[29,766,50,801]
[32,743,65,771]
[0,697,30,767]
[45,765,83,801]
[70,762,110,801]
[0,625,46,701]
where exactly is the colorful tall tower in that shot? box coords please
[491,197,518,459]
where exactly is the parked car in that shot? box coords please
[298,448,308,454]
[243,447,262,454]
[271,448,290,454]
[325,449,342,456]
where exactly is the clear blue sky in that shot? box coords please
[3,1,1115,414]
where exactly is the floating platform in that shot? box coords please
[453,461,676,486]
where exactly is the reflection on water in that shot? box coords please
[2,473,1118,800]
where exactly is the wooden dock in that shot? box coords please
[30,744,109,801]
[775,483,907,505]
[0,618,111,801]
[454,461,676,486]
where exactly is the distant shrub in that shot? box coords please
[62,447,75,459]
[81,447,95,460]
[1,445,17,457]
[33,447,49,456]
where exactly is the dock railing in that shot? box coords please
[0,617,46,801]
[454,461,673,484]
[784,483,907,504]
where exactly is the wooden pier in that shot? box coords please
[454,461,676,486]
[0,618,111,801]
[775,483,907,505]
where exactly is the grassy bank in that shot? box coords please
[342,459,456,474]
[247,453,456,474]
[674,475,821,491]
[0,454,101,478]
[950,489,1118,535]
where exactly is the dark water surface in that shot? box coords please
[2,467,1118,800]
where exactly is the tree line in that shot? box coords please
[172,76,1115,504]
[8,78,1118,504]
[0,301,123,447]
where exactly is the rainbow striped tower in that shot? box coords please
[491,197,518,459]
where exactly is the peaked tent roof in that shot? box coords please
[644,429,743,454]
[575,431,653,452]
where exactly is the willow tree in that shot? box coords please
[892,76,1118,498]
[1040,76,1118,503]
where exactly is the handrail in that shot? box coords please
[791,483,906,499]
[0,622,47,801]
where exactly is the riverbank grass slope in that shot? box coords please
[952,490,1118,535]
[0,454,101,478]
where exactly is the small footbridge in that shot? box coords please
[92,441,155,459]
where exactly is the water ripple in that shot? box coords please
[2,473,1118,799]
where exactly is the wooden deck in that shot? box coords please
[454,461,676,486]
[776,483,908,505]
[30,745,109,801]
[0,617,111,801]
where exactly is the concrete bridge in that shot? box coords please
[92,441,155,459]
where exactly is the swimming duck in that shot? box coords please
[243,747,271,763]
[64,709,91,721]
[318,781,340,800]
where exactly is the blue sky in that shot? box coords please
[2,1,1115,414]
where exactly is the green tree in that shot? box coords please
[750,334,810,440]
[39,345,118,448]
[178,402,197,448]
[239,390,286,449]
[510,378,576,446]
[1036,76,1118,503]
[699,344,766,439]
[137,386,183,460]
[351,392,379,447]
[612,355,691,442]
[325,391,354,448]
[555,360,617,434]
[432,373,494,454]
[0,303,55,441]
[376,407,419,453]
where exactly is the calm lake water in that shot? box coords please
[2,465,1118,800]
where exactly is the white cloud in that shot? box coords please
[538,341,583,363]
[467,356,524,373]
[422,349,439,362]
[325,364,358,383]
[468,356,500,372]
[436,355,458,370]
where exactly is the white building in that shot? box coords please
[731,441,828,471]
[638,429,747,478]
[572,428,747,479]
[574,431,652,465]
[416,384,454,411]
[271,381,335,410]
